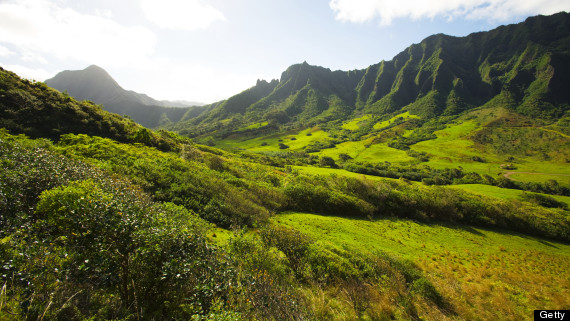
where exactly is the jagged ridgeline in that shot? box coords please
[170,12,570,137]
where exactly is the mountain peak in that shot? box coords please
[46,65,124,105]
[84,64,109,74]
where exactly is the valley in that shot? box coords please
[1,11,569,321]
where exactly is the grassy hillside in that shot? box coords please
[273,212,570,320]
[1,12,570,321]
[1,120,568,319]
[0,67,189,151]
[165,14,570,205]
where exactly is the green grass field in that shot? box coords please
[342,114,372,131]
[315,139,416,163]
[292,165,400,182]
[373,111,419,130]
[216,127,331,152]
[215,105,569,191]
[239,121,268,131]
[273,212,570,320]
[450,184,570,207]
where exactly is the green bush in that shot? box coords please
[520,192,568,209]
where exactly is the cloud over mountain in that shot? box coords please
[329,0,570,25]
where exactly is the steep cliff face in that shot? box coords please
[355,12,570,118]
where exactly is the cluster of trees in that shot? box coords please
[342,160,570,196]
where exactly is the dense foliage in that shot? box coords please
[0,131,459,320]
[0,115,568,320]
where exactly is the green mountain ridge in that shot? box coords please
[170,12,570,139]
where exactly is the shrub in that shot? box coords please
[520,192,568,209]
[27,179,236,319]
[319,156,337,168]
[338,153,353,162]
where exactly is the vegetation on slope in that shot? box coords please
[274,212,570,320]
[1,12,570,320]
[167,12,570,142]
[1,108,568,319]
[0,66,187,151]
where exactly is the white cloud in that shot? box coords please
[329,0,570,25]
[141,0,225,31]
[2,64,52,81]
[0,45,15,57]
[0,0,157,68]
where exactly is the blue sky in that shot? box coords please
[0,0,569,103]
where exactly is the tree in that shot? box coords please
[319,156,337,168]
[338,153,353,162]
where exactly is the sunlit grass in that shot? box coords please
[274,212,570,320]
[342,114,372,131]
[239,121,268,131]
[313,134,415,163]
[412,119,482,161]
[449,184,570,207]
[292,165,398,182]
[215,127,331,151]
[373,111,419,130]
[507,172,570,184]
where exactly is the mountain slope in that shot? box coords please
[0,66,188,150]
[170,12,570,139]
[45,65,204,128]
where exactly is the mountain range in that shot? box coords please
[169,12,569,138]
[44,12,570,140]
[45,65,204,128]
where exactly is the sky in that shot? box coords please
[0,0,569,104]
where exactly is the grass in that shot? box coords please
[409,111,570,180]
[373,111,419,130]
[291,165,400,182]
[411,119,490,171]
[506,172,570,184]
[207,226,234,244]
[215,127,331,152]
[315,139,415,163]
[239,121,268,131]
[215,106,568,188]
[450,184,570,207]
[273,212,570,320]
[342,114,372,131]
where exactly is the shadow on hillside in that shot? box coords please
[538,239,559,249]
